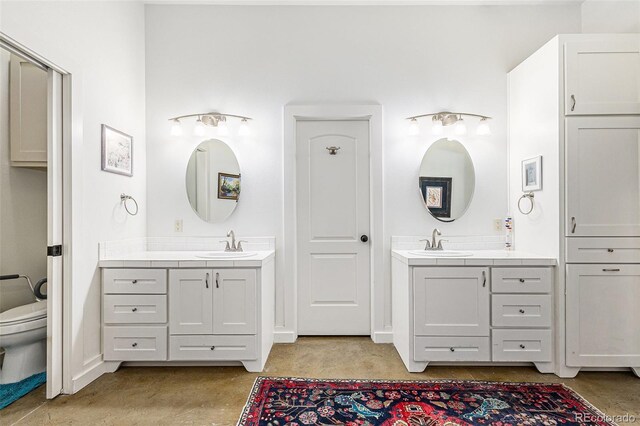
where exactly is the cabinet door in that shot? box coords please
[566,265,640,367]
[212,269,257,334]
[566,117,640,236]
[169,269,213,334]
[565,39,640,115]
[414,267,489,336]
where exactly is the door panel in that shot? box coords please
[566,264,640,367]
[566,117,640,236]
[169,270,213,335]
[413,267,490,336]
[297,120,370,335]
[212,269,257,334]
[565,39,640,115]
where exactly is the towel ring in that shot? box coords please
[120,193,139,216]
[517,192,535,215]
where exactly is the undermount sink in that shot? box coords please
[408,250,474,257]
[196,251,257,259]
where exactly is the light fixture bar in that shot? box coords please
[406,111,491,121]
[168,112,253,122]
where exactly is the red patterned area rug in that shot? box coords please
[237,377,616,426]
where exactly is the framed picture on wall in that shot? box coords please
[522,155,542,192]
[218,172,241,201]
[101,124,133,176]
[419,176,452,218]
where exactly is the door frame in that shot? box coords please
[1,31,81,396]
[282,105,384,343]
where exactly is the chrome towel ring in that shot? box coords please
[517,192,535,215]
[121,193,139,216]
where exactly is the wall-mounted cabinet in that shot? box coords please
[9,54,48,168]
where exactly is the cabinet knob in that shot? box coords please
[519,278,525,283]
[519,344,525,349]
[132,307,138,312]
[607,248,614,253]
[210,346,216,351]
[132,279,138,284]
[132,342,138,348]
[449,347,455,352]
[519,309,525,314]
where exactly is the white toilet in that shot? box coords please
[0,300,47,384]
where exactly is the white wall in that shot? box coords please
[0,50,47,312]
[581,0,640,33]
[0,1,147,388]
[145,4,581,334]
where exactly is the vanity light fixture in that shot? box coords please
[408,118,420,136]
[168,112,253,137]
[406,112,492,136]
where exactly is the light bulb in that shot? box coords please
[476,118,491,136]
[193,117,206,137]
[408,118,420,136]
[170,119,183,136]
[454,117,467,136]
[238,118,250,136]
[218,119,229,136]
[431,119,444,136]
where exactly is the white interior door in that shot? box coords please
[46,68,63,398]
[296,120,370,335]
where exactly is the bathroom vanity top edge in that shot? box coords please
[99,250,275,268]
[392,250,557,266]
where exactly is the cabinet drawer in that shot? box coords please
[103,326,167,361]
[169,335,257,361]
[491,268,552,293]
[103,269,167,294]
[104,295,167,324]
[414,337,490,362]
[567,238,640,263]
[492,295,552,328]
[492,329,552,362]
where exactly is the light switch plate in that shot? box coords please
[175,219,183,232]
[494,218,503,232]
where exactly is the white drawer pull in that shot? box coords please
[132,307,138,312]
[132,342,138,348]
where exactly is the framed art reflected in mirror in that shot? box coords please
[420,177,452,219]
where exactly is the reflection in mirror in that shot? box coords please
[419,138,475,222]
[186,139,240,223]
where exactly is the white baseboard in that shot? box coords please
[372,331,393,344]
[273,330,297,343]
[68,359,105,394]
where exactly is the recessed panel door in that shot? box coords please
[169,269,213,335]
[296,120,370,335]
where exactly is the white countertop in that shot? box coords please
[392,249,556,266]
[99,250,275,268]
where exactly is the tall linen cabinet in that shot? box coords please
[508,34,640,378]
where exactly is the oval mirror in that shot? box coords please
[418,138,475,222]
[185,139,240,223]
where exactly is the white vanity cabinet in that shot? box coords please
[392,253,555,373]
[101,255,274,373]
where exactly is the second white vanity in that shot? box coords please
[392,247,556,373]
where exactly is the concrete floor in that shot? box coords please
[2,337,639,425]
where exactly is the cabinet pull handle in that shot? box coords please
[519,309,525,314]
[132,307,138,312]
[603,268,620,272]
[482,271,486,287]
[519,278,525,283]
[607,248,614,253]
[450,347,455,352]
[519,344,526,349]
[132,279,138,284]
[571,94,576,111]
[132,342,138,348]
[216,272,220,289]
[571,217,576,234]
[210,346,215,351]
[205,273,209,289]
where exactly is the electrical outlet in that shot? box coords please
[494,219,503,232]
[175,219,183,233]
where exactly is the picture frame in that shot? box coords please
[522,155,542,192]
[419,176,452,219]
[101,124,133,176]
[218,172,241,201]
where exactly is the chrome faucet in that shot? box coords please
[420,228,445,251]
[221,230,247,252]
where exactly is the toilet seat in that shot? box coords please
[0,301,47,336]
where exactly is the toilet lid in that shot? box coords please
[0,300,47,325]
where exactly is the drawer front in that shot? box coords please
[492,329,552,362]
[169,335,257,361]
[491,295,552,328]
[103,326,167,361]
[104,295,167,324]
[414,337,490,362]
[566,238,640,263]
[103,269,167,294]
[491,268,552,293]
